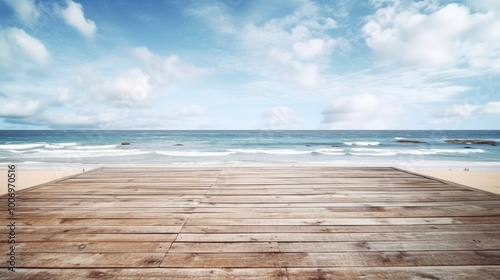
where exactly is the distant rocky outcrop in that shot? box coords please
[174,143,184,146]
[445,139,497,146]
[397,139,426,144]
[121,142,130,145]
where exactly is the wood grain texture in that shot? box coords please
[1,166,500,279]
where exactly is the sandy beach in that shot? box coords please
[416,170,500,195]
[0,169,82,196]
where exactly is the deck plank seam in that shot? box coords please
[160,168,223,266]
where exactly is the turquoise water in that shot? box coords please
[0,130,499,169]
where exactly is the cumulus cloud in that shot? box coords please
[72,65,153,107]
[40,110,121,128]
[268,37,335,89]
[134,47,211,84]
[262,106,303,129]
[2,0,40,26]
[7,28,50,66]
[292,38,336,61]
[321,93,401,129]
[59,0,97,38]
[0,99,41,117]
[187,1,338,90]
[363,1,500,69]
[285,62,320,89]
[434,101,500,123]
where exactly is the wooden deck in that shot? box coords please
[2,166,500,279]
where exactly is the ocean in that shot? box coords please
[0,130,499,170]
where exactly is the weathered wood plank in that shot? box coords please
[0,225,181,234]
[1,242,171,253]
[5,201,200,208]
[210,183,448,189]
[175,232,500,242]
[278,240,500,252]
[5,233,177,242]
[0,268,288,279]
[0,253,166,268]
[169,242,280,253]
[19,189,209,195]
[160,251,500,268]
[187,208,500,218]
[14,218,187,226]
[287,266,500,280]
[183,216,500,226]
[194,201,500,207]
[200,194,496,203]
[1,212,190,219]
[180,224,500,233]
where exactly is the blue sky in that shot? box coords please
[0,0,499,129]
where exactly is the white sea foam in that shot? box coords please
[58,142,78,146]
[29,149,150,158]
[0,143,46,149]
[312,148,345,156]
[351,148,485,156]
[156,151,235,157]
[8,149,31,154]
[73,145,118,150]
[230,149,312,155]
[343,141,380,146]
[45,144,64,149]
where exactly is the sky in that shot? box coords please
[0,0,499,130]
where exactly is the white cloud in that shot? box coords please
[268,38,335,89]
[428,101,500,127]
[7,28,50,66]
[363,1,500,69]
[262,106,303,129]
[293,38,335,61]
[439,101,500,119]
[71,66,153,107]
[40,110,121,128]
[269,48,293,65]
[134,47,211,85]
[321,93,402,129]
[2,0,40,26]
[188,1,339,90]
[59,0,97,38]
[186,3,236,35]
[323,17,338,29]
[98,68,152,106]
[285,62,321,89]
[0,99,41,117]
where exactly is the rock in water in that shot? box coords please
[444,139,497,146]
[397,139,426,144]
[121,142,130,145]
